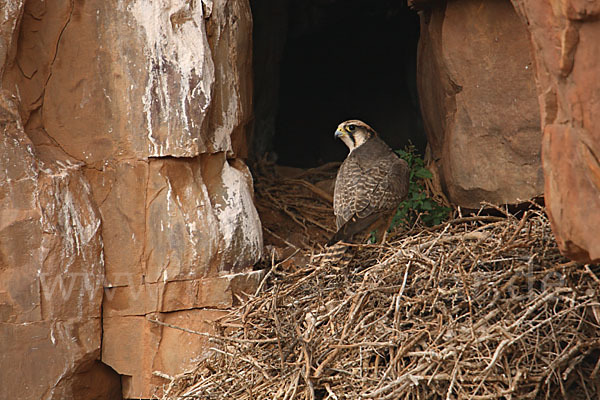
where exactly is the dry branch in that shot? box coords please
[156,163,600,399]
[159,207,600,400]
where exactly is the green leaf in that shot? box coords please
[390,145,452,229]
[414,168,433,179]
[395,149,408,158]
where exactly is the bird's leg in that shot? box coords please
[378,214,397,245]
[381,230,389,245]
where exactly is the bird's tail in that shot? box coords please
[319,241,353,267]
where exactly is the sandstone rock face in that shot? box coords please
[0,2,23,76]
[102,270,263,396]
[510,0,600,262]
[1,0,262,398]
[1,4,109,399]
[0,93,105,399]
[417,0,544,208]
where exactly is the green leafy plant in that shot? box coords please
[390,145,452,229]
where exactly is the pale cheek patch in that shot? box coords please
[341,135,357,151]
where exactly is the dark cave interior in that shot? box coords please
[251,0,425,168]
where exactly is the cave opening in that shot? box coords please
[251,0,425,168]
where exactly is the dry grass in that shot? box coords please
[159,165,600,400]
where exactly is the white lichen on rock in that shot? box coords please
[213,161,263,270]
[127,0,215,157]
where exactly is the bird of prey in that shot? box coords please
[328,119,409,247]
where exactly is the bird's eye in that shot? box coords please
[347,124,356,132]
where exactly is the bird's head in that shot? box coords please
[334,119,376,152]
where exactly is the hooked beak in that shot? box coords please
[334,129,346,138]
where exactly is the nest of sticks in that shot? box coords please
[160,164,600,400]
[252,160,340,248]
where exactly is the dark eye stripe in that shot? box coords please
[349,133,356,147]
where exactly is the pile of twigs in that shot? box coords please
[161,206,600,399]
[252,160,339,247]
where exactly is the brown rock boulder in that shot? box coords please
[0,2,23,76]
[418,0,543,208]
[2,0,262,398]
[102,270,264,397]
[511,0,600,262]
[0,93,107,399]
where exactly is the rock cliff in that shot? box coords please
[510,0,600,262]
[417,0,543,208]
[1,0,262,398]
[415,0,600,262]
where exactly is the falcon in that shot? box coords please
[328,119,409,246]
